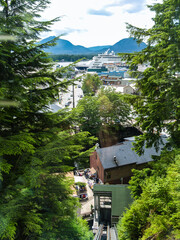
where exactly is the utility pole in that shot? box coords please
[72,83,75,108]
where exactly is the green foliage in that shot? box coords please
[128,168,152,199]
[75,182,86,187]
[122,0,180,154]
[0,115,95,240]
[73,88,131,137]
[39,217,93,240]
[117,150,180,240]
[72,95,102,136]
[129,150,176,200]
[82,73,103,96]
[0,1,95,239]
[98,88,131,126]
[117,1,180,239]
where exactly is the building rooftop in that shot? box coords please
[96,138,167,170]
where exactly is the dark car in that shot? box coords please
[79,193,88,200]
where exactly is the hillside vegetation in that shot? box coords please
[117,0,180,239]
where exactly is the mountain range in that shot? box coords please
[40,36,147,55]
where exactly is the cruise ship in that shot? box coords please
[87,49,127,72]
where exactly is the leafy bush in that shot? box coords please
[117,150,180,240]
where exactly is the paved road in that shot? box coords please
[55,73,84,109]
[80,176,94,216]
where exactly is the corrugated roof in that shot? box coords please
[96,139,167,170]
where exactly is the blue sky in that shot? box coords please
[40,0,162,47]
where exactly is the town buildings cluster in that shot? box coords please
[53,51,166,231]
[53,50,150,111]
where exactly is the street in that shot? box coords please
[79,175,94,216]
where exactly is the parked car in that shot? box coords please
[75,181,88,201]
[79,193,88,200]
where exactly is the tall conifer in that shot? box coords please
[0,1,94,239]
[117,1,180,238]
[122,0,180,153]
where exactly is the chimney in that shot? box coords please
[114,156,118,166]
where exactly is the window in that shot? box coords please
[106,172,111,179]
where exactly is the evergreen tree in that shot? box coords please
[117,0,180,239]
[122,0,180,154]
[0,1,94,239]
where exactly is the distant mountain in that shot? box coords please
[40,36,147,55]
[90,38,147,54]
[39,36,56,44]
[88,45,111,52]
[109,38,147,53]
[39,36,92,55]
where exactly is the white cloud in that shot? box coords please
[104,0,147,13]
[88,9,113,16]
[40,0,162,47]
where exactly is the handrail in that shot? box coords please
[107,224,110,240]
[93,224,104,240]
[114,224,119,240]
